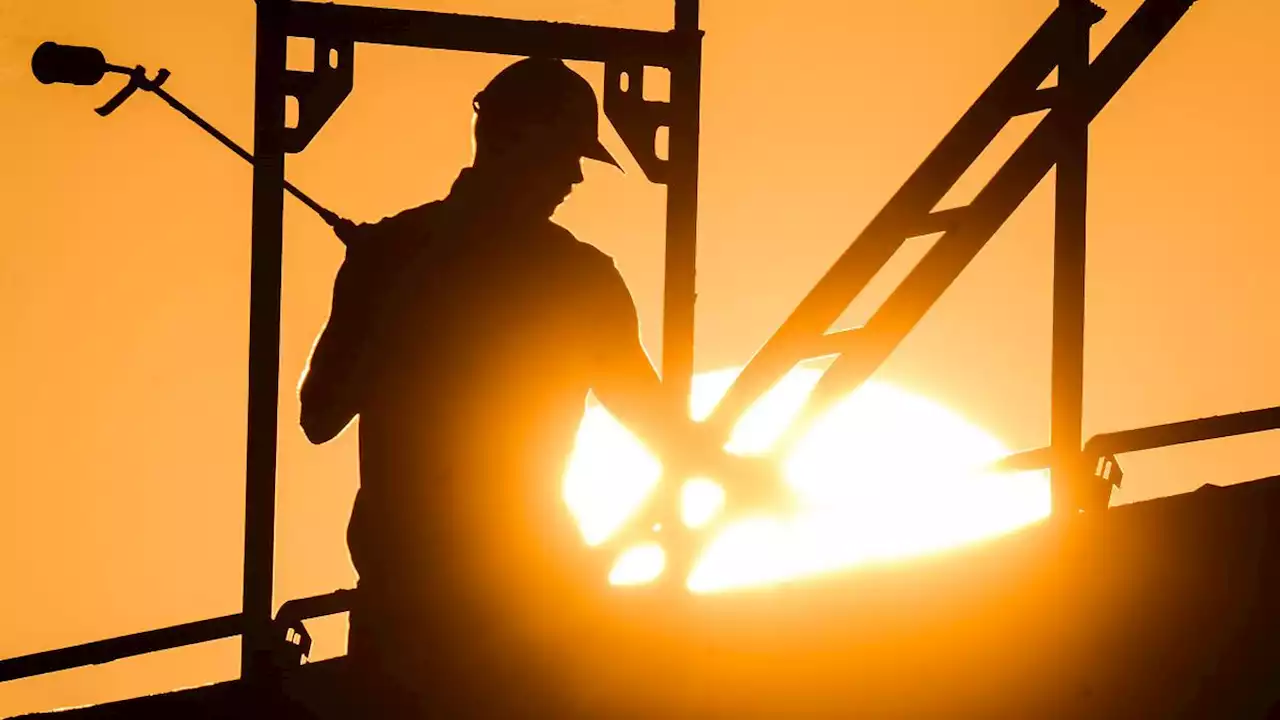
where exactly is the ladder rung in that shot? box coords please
[912,206,970,237]
[1010,87,1058,116]
[810,327,861,358]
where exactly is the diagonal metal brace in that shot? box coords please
[282,34,354,153]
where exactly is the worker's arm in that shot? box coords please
[300,205,441,443]
[588,261,770,487]
[298,229,386,443]
[590,322,719,472]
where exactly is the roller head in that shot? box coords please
[32,42,108,86]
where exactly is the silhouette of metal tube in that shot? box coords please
[993,407,1280,474]
[675,0,699,30]
[1050,0,1093,515]
[0,614,242,683]
[285,2,687,66]
[0,589,355,683]
[1087,407,1280,458]
[242,0,288,681]
[142,82,345,229]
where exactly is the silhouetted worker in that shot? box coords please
[299,57,772,717]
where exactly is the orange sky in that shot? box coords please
[2,0,1278,714]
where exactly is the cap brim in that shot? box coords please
[583,138,623,171]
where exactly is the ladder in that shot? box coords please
[694,0,1197,521]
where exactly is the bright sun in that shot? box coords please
[562,366,1051,593]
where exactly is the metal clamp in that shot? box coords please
[96,66,170,117]
[1079,453,1123,513]
[270,589,356,667]
[282,35,355,153]
[273,616,312,668]
[1093,453,1124,488]
[603,62,672,184]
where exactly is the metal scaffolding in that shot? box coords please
[240,0,706,678]
[14,0,1276,701]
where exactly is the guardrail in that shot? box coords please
[0,590,354,684]
[990,407,1280,500]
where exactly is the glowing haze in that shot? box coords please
[564,367,1052,593]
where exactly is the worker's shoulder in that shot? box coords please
[367,200,447,236]
[343,201,445,260]
[543,220,619,275]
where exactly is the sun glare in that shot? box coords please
[679,478,726,529]
[562,367,1051,593]
[608,543,667,586]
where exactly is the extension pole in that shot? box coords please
[143,81,344,228]
[32,42,345,230]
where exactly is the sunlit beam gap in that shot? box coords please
[562,367,1051,594]
[608,543,666,586]
[680,478,726,529]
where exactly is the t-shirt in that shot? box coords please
[316,172,640,608]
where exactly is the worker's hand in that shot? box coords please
[331,216,374,248]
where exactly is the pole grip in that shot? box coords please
[32,42,109,86]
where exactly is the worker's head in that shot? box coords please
[471,57,620,217]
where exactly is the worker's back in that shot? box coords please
[348,168,631,589]
[296,57,677,716]
[328,169,635,716]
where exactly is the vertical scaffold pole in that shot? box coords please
[242,0,289,679]
[664,0,701,414]
[1050,0,1091,517]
